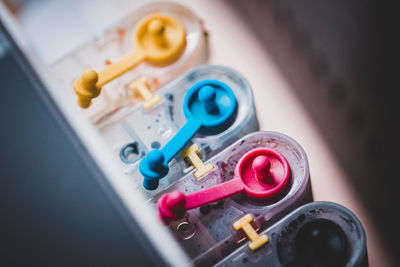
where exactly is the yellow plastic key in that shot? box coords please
[129,77,161,110]
[233,214,269,251]
[180,144,214,179]
[74,13,186,108]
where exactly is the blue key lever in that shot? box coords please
[139,80,237,190]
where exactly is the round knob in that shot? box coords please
[236,148,290,199]
[140,148,169,190]
[183,80,237,135]
[147,149,165,171]
[74,69,100,108]
[135,14,185,65]
[148,19,165,35]
[295,219,348,266]
[252,155,272,183]
[198,85,217,114]
[148,19,166,47]
[158,190,187,224]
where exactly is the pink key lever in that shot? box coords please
[158,147,290,224]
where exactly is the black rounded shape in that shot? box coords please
[294,219,348,267]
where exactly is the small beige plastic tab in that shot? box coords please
[129,77,161,110]
[180,144,214,179]
[233,214,269,251]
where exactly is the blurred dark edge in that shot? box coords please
[0,20,166,266]
[228,0,400,264]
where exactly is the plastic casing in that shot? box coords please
[149,131,312,265]
[97,65,258,196]
[215,201,368,267]
[52,2,208,124]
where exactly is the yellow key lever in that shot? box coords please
[180,144,214,179]
[74,13,186,108]
[129,77,161,110]
[233,214,269,251]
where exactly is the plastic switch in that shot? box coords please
[140,80,237,190]
[157,147,290,224]
[180,144,214,179]
[129,77,161,110]
[74,13,186,108]
[233,214,269,251]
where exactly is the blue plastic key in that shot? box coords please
[139,80,237,190]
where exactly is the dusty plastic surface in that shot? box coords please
[148,131,312,265]
[215,201,368,267]
[157,147,291,223]
[53,2,208,124]
[79,65,258,196]
[139,78,238,190]
[73,13,186,108]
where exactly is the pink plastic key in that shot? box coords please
[158,147,290,224]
